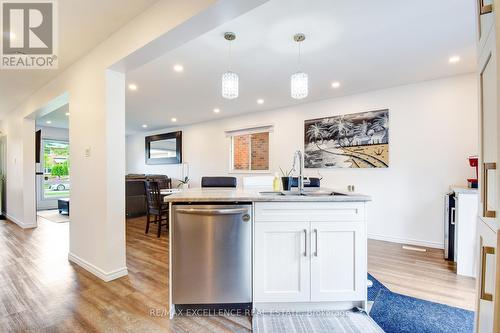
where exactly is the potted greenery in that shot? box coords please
[279,167,293,191]
[177,176,190,190]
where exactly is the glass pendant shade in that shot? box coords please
[222,71,239,99]
[291,72,308,99]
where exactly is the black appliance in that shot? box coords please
[444,192,456,261]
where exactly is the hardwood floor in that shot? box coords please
[368,239,477,311]
[0,216,476,332]
[0,217,250,332]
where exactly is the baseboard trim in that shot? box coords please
[6,214,36,229]
[68,252,128,282]
[368,233,444,249]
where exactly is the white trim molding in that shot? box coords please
[7,214,36,229]
[368,233,444,249]
[68,252,128,282]
[224,124,274,136]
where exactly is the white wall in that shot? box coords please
[1,0,267,282]
[1,0,220,281]
[126,74,478,248]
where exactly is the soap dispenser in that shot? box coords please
[273,172,281,192]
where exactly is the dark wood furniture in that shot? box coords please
[155,177,172,190]
[201,176,237,188]
[125,174,171,217]
[58,198,70,215]
[144,181,169,237]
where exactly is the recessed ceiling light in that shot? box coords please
[257,99,264,105]
[213,108,220,113]
[46,120,52,124]
[171,117,177,122]
[65,112,70,116]
[449,55,460,64]
[331,81,341,89]
[173,64,184,72]
[142,124,148,128]
[128,83,138,91]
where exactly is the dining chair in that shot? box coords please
[144,181,169,237]
[291,177,321,188]
[201,176,237,188]
[157,177,172,190]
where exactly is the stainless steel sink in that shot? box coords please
[259,191,286,196]
[259,190,347,197]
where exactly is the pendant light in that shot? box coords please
[291,33,308,99]
[222,32,238,99]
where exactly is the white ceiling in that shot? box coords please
[126,0,476,134]
[0,0,158,118]
[36,103,69,129]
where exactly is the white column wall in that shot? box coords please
[1,0,222,281]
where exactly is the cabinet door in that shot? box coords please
[476,218,497,333]
[254,222,310,302]
[479,34,497,220]
[310,222,366,301]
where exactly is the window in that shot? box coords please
[228,126,271,172]
[42,139,70,199]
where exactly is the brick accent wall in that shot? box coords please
[251,132,269,170]
[232,132,269,171]
[233,135,250,170]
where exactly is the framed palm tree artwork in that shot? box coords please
[304,109,389,168]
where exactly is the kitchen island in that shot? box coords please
[165,188,371,317]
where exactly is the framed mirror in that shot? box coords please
[145,131,182,165]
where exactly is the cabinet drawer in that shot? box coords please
[254,202,364,222]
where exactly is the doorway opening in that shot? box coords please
[35,102,70,224]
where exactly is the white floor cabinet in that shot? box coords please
[253,202,367,311]
[254,221,310,303]
[310,221,366,302]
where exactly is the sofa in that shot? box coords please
[125,174,172,217]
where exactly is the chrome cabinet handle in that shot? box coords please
[175,208,249,215]
[314,229,318,256]
[303,229,307,257]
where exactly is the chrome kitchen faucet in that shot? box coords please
[294,150,305,194]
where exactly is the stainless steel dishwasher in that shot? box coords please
[172,203,252,306]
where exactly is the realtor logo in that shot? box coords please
[1,0,58,69]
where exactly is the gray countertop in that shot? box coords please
[163,188,371,203]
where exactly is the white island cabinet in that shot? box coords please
[253,202,367,311]
[165,188,370,317]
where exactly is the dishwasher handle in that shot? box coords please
[175,207,249,216]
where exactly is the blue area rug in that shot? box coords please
[367,274,474,333]
[368,273,389,301]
